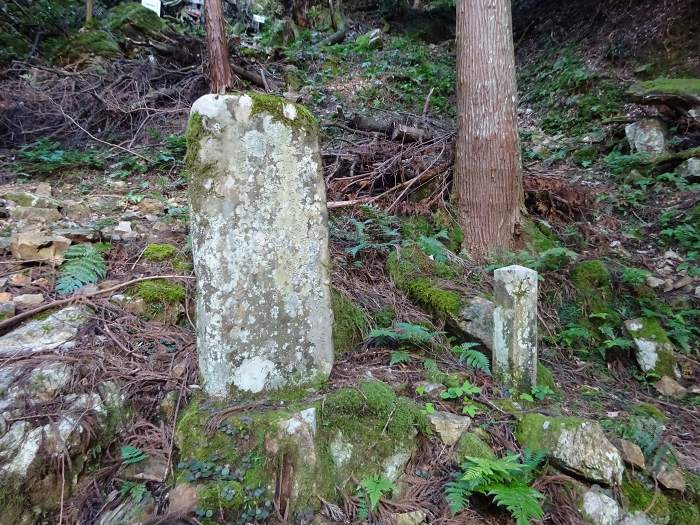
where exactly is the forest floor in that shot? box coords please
[0,1,699,524]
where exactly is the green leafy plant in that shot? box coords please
[121,445,148,465]
[119,481,149,502]
[20,139,103,173]
[531,385,555,401]
[452,343,491,375]
[56,243,109,295]
[621,267,651,287]
[331,206,400,258]
[421,402,436,415]
[358,474,395,517]
[369,322,442,345]
[440,380,481,400]
[462,402,479,417]
[417,230,450,262]
[445,450,546,525]
[389,350,411,365]
[556,324,590,348]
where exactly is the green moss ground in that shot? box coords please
[571,259,621,326]
[629,78,700,97]
[386,244,461,317]
[49,29,120,62]
[142,243,177,262]
[105,3,166,35]
[621,477,671,523]
[331,289,368,355]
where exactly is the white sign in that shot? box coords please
[141,0,161,16]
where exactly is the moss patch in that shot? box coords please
[455,432,495,463]
[386,244,461,317]
[331,289,368,355]
[248,91,317,132]
[143,243,177,262]
[571,259,620,325]
[537,363,557,391]
[106,3,166,35]
[621,477,671,523]
[184,111,204,179]
[632,402,668,423]
[522,218,559,254]
[50,29,120,63]
[629,78,700,97]
[669,499,700,525]
[135,279,185,304]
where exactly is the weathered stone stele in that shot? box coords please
[493,265,538,392]
[187,93,333,398]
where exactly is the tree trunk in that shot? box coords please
[453,0,522,262]
[205,0,233,93]
[85,0,94,27]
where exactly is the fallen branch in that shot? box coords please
[316,12,348,47]
[0,275,195,335]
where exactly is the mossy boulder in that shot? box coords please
[627,78,700,112]
[386,243,461,317]
[49,29,121,63]
[331,289,368,355]
[625,318,680,378]
[571,260,620,327]
[105,3,167,37]
[175,381,423,522]
[517,413,623,485]
[454,431,495,463]
[134,279,186,324]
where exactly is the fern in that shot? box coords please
[445,451,546,525]
[417,230,450,262]
[56,243,109,295]
[389,350,411,365]
[360,474,395,511]
[452,343,491,374]
[369,322,441,345]
[485,483,545,525]
[121,445,148,465]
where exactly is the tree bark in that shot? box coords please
[85,0,94,27]
[453,0,522,262]
[205,0,233,93]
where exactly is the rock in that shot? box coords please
[414,381,446,399]
[625,318,680,378]
[0,306,89,356]
[516,414,623,485]
[9,206,62,224]
[625,119,667,156]
[28,362,73,400]
[582,487,620,525]
[137,198,165,215]
[454,297,494,351]
[62,200,91,220]
[9,273,31,287]
[493,265,538,392]
[645,275,666,288]
[112,221,135,240]
[654,376,687,398]
[51,227,100,243]
[10,232,71,265]
[627,79,700,116]
[455,431,495,462]
[3,191,60,208]
[35,183,52,196]
[0,422,42,476]
[110,294,147,315]
[97,491,156,525]
[188,93,333,398]
[612,438,646,469]
[0,300,15,321]
[618,512,653,525]
[0,237,10,255]
[393,510,427,525]
[676,157,700,182]
[653,463,686,492]
[427,411,471,446]
[13,293,44,307]
[121,456,168,482]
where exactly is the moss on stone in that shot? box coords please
[135,279,185,304]
[630,78,700,97]
[455,432,495,463]
[626,318,679,376]
[386,245,461,317]
[184,111,204,179]
[516,414,588,449]
[142,243,177,262]
[522,218,559,254]
[106,3,166,35]
[632,402,669,423]
[571,260,620,325]
[537,363,557,391]
[331,289,368,355]
[248,91,318,132]
[621,477,671,523]
[669,498,700,525]
[50,29,120,62]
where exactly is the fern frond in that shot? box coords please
[461,455,526,484]
[444,477,473,514]
[521,448,547,473]
[483,483,544,525]
[56,243,108,295]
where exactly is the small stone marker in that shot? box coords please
[493,265,538,392]
[187,93,333,398]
